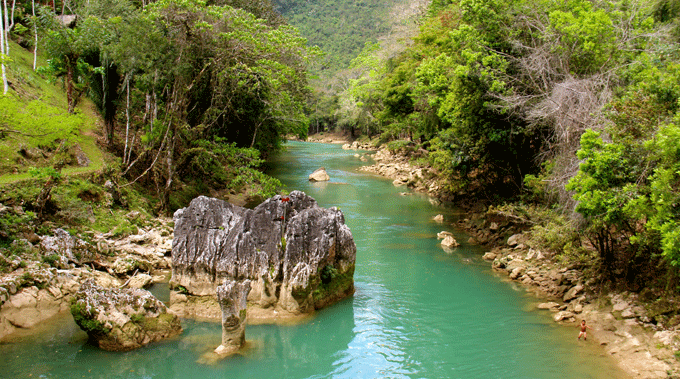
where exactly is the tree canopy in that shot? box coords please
[20,0,318,212]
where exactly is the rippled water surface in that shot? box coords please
[0,141,626,378]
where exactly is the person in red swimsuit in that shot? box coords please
[578,319,592,340]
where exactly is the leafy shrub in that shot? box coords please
[386,139,413,154]
[42,254,61,267]
[70,301,109,335]
[130,313,145,324]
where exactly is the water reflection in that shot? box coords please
[331,280,420,379]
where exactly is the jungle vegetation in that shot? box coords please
[317,0,680,289]
[4,0,680,291]
[0,0,317,213]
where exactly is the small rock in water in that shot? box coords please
[308,167,330,182]
[553,311,575,322]
[482,252,497,261]
[537,302,560,310]
[441,235,459,248]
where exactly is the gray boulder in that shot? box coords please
[171,191,356,317]
[40,228,97,267]
[70,279,181,351]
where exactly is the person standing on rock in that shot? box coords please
[578,320,592,341]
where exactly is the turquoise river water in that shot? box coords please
[0,141,627,378]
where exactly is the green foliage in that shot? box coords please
[138,0,315,153]
[272,0,394,71]
[42,254,61,267]
[0,207,36,245]
[312,265,353,305]
[70,301,109,335]
[177,285,189,295]
[385,140,413,154]
[644,123,680,266]
[319,264,338,284]
[130,313,145,324]
[548,0,620,76]
[564,23,680,275]
[111,221,139,238]
[527,209,584,258]
[29,167,63,181]
[566,130,645,270]
[0,95,84,175]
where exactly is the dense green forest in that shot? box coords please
[271,0,398,72]
[316,0,680,289]
[3,0,680,291]
[0,0,317,213]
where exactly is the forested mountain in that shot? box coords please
[271,0,400,72]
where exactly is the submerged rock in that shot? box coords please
[70,279,181,351]
[215,279,251,355]
[171,191,356,319]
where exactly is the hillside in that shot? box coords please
[272,0,429,75]
[0,40,106,184]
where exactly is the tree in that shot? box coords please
[39,10,90,113]
[0,0,6,94]
[110,0,315,211]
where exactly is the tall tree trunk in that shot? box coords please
[160,120,176,214]
[151,69,158,134]
[102,62,107,139]
[2,0,8,55]
[3,0,14,55]
[123,73,131,165]
[32,0,37,71]
[250,120,261,148]
[66,55,76,113]
[0,2,8,94]
[143,92,150,125]
[35,179,55,222]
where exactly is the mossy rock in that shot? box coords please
[646,299,678,319]
[70,280,182,351]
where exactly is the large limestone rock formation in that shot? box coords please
[171,191,356,319]
[70,279,182,351]
[214,279,251,355]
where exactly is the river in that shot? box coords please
[0,141,626,378]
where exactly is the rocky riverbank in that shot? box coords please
[355,145,444,197]
[0,207,175,341]
[349,142,680,378]
[460,214,680,378]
